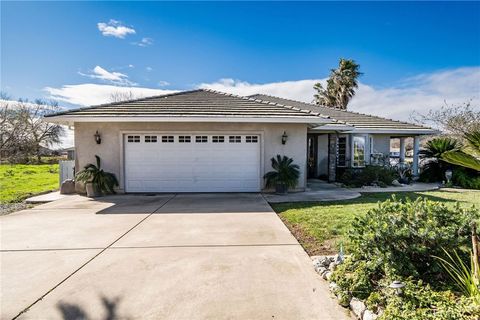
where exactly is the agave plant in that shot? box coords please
[442,130,480,172]
[264,155,300,194]
[75,155,119,194]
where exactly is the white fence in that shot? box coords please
[59,160,75,187]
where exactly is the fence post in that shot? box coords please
[473,222,480,280]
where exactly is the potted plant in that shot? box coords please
[75,155,119,197]
[264,155,300,194]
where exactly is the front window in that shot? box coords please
[352,136,366,167]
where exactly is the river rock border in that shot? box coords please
[312,255,381,320]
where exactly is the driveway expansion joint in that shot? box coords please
[12,193,178,320]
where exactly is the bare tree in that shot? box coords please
[411,100,480,137]
[109,90,136,103]
[0,98,65,163]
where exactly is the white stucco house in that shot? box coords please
[46,89,436,193]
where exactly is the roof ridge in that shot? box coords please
[202,88,332,120]
[250,93,433,130]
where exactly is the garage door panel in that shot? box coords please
[124,134,260,192]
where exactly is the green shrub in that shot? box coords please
[339,165,398,187]
[348,197,477,281]
[331,197,480,320]
[452,167,480,190]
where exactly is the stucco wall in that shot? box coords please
[74,122,308,192]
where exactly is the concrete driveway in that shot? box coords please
[1,193,349,320]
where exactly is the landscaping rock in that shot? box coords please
[391,179,402,187]
[362,310,378,320]
[60,179,76,194]
[323,271,333,280]
[315,266,327,275]
[328,262,336,271]
[329,281,339,292]
[75,181,86,194]
[349,298,366,319]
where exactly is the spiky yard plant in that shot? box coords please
[75,155,119,194]
[263,155,300,192]
[434,249,480,304]
[442,130,480,172]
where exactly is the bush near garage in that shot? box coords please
[330,196,480,319]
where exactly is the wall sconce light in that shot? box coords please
[281,131,288,145]
[94,130,102,144]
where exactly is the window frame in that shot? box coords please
[352,135,367,168]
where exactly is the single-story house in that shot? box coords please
[46,89,436,193]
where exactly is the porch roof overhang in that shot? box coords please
[309,125,438,135]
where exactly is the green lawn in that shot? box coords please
[0,164,59,203]
[271,189,480,256]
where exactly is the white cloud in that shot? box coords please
[44,83,176,106]
[158,80,170,87]
[146,66,153,72]
[132,37,153,47]
[78,66,136,86]
[198,67,480,122]
[97,19,136,39]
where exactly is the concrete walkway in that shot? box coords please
[1,193,349,320]
[24,191,71,204]
[264,180,440,203]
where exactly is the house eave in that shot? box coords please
[45,115,333,125]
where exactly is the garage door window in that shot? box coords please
[179,136,191,143]
[229,136,241,143]
[145,135,157,143]
[161,136,174,143]
[195,136,208,143]
[246,136,258,143]
[212,136,225,143]
[127,135,140,143]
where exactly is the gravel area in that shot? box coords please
[0,202,34,216]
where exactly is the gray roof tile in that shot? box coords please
[249,94,435,132]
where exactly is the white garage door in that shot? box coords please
[124,133,261,192]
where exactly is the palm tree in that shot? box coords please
[442,130,480,171]
[314,58,362,110]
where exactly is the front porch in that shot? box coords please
[306,132,422,182]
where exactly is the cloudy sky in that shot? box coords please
[2,2,479,147]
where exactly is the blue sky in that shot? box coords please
[1,1,479,121]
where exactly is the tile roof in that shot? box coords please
[46,89,329,121]
[248,94,436,133]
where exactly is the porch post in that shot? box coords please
[412,136,420,177]
[328,134,337,182]
[399,138,406,163]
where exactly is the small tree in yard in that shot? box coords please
[0,98,64,163]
